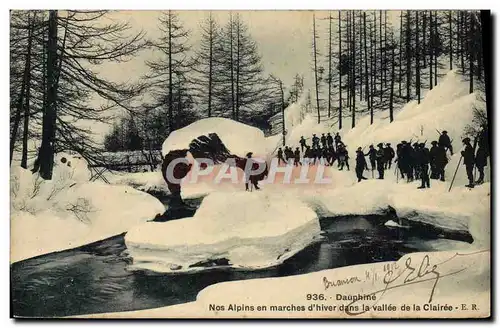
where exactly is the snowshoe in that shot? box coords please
[475,179,484,185]
[417,186,426,189]
[465,184,475,188]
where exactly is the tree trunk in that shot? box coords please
[422,11,427,68]
[398,10,403,98]
[449,11,453,70]
[429,11,434,90]
[469,12,474,94]
[383,11,388,89]
[379,10,383,103]
[434,12,438,86]
[338,10,342,130]
[389,31,396,123]
[236,17,240,121]
[358,12,363,101]
[21,18,34,169]
[370,12,375,109]
[328,13,332,118]
[229,13,235,119]
[168,12,173,132]
[351,11,356,128]
[208,13,213,117]
[312,14,321,124]
[460,11,465,72]
[405,11,411,102]
[416,11,421,104]
[363,12,369,105]
[38,10,58,180]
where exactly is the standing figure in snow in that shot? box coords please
[327,145,336,166]
[475,125,489,185]
[293,147,301,166]
[320,133,327,148]
[334,132,342,148]
[461,137,475,188]
[411,142,420,180]
[365,144,377,172]
[416,143,431,189]
[384,143,395,169]
[375,143,385,179]
[355,147,368,182]
[337,144,348,170]
[312,134,320,149]
[439,130,453,155]
[326,133,334,147]
[429,141,439,179]
[434,142,448,181]
[299,136,307,152]
[395,142,405,179]
[277,147,285,165]
[304,145,313,165]
[401,141,414,182]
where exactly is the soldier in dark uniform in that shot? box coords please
[326,133,334,147]
[365,144,377,172]
[312,134,320,149]
[429,141,439,179]
[435,142,448,181]
[277,147,285,165]
[294,147,301,166]
[416,143,431,189]
[299,136,307,152]
[395,142,405,179]
[334,132,342,148]
[320,133,327,148]
[328,145,336,166]
[461,137,475,188]
[401,141,413,182]
[411,142,420,180]
[384,143,395,169]
[304,145,313,165]
[475,125,489,184]
[375,143,385,179]
[439,130,453,155]
[355,147,368,182]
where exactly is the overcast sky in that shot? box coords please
[89,10,402,141]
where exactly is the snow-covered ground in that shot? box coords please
[125,190,321,272]
[10,153,165,263]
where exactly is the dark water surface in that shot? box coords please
[11,195,473,318]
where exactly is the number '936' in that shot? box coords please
[306,294,326,301]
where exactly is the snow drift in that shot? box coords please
[10,153,165,263]
[125,190,321,273]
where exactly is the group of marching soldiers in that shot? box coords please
[277,132,350,168]
[275,126,489,189]
[356,131,453,188]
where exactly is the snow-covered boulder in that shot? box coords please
[10,167,165,263]
[162,118,268,158]
[125,190,321,273]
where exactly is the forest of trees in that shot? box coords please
[10,10,487,179]
[311,10,485,129]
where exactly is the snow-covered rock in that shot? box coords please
[162,117,268,158]
[125,190,321,273]
[10,165,165,263]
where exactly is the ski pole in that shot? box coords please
[448,155,463,192]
